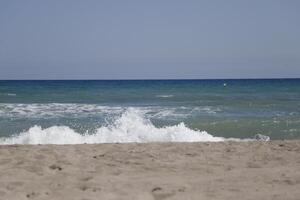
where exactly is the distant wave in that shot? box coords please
[0,103,221,119]
[156,94,173,98]
[0,93,16,96]
[0,108,226,144]
[0,103,124,118]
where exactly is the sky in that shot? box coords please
[0,0,299,79]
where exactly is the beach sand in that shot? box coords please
[0,141,299,200]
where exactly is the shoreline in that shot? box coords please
[0,140,299,199]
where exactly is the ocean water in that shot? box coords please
[0,79,299,144]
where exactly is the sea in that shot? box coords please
[0,79,299,144]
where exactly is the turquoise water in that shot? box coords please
[0,79,299,143]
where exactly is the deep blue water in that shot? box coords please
[0,79,300,143]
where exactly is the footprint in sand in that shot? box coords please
[79,176,93,181]
[26,191,39,198]
[151,187,176,200]
[79,185,101,192]
[49,164,62,171]
[92,154,105,159]
[5,181,24,191]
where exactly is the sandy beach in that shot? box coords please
[0,141,299,200]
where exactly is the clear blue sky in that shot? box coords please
[0,0,299,79]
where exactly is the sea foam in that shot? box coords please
[0,108,225,144]
[0,103,221,120]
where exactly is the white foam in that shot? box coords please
[0,103,124,118]
[0,108,225,144]
[0,104,223,121]
[191,106,222,114]
[156,95,174,98]
[0,93,16,96]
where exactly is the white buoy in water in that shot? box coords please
[223,83,227,87]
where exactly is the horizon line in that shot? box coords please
[0,77,300,81]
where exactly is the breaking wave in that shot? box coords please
[0,108,226,144]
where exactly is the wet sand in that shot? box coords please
[0,141,300,200]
